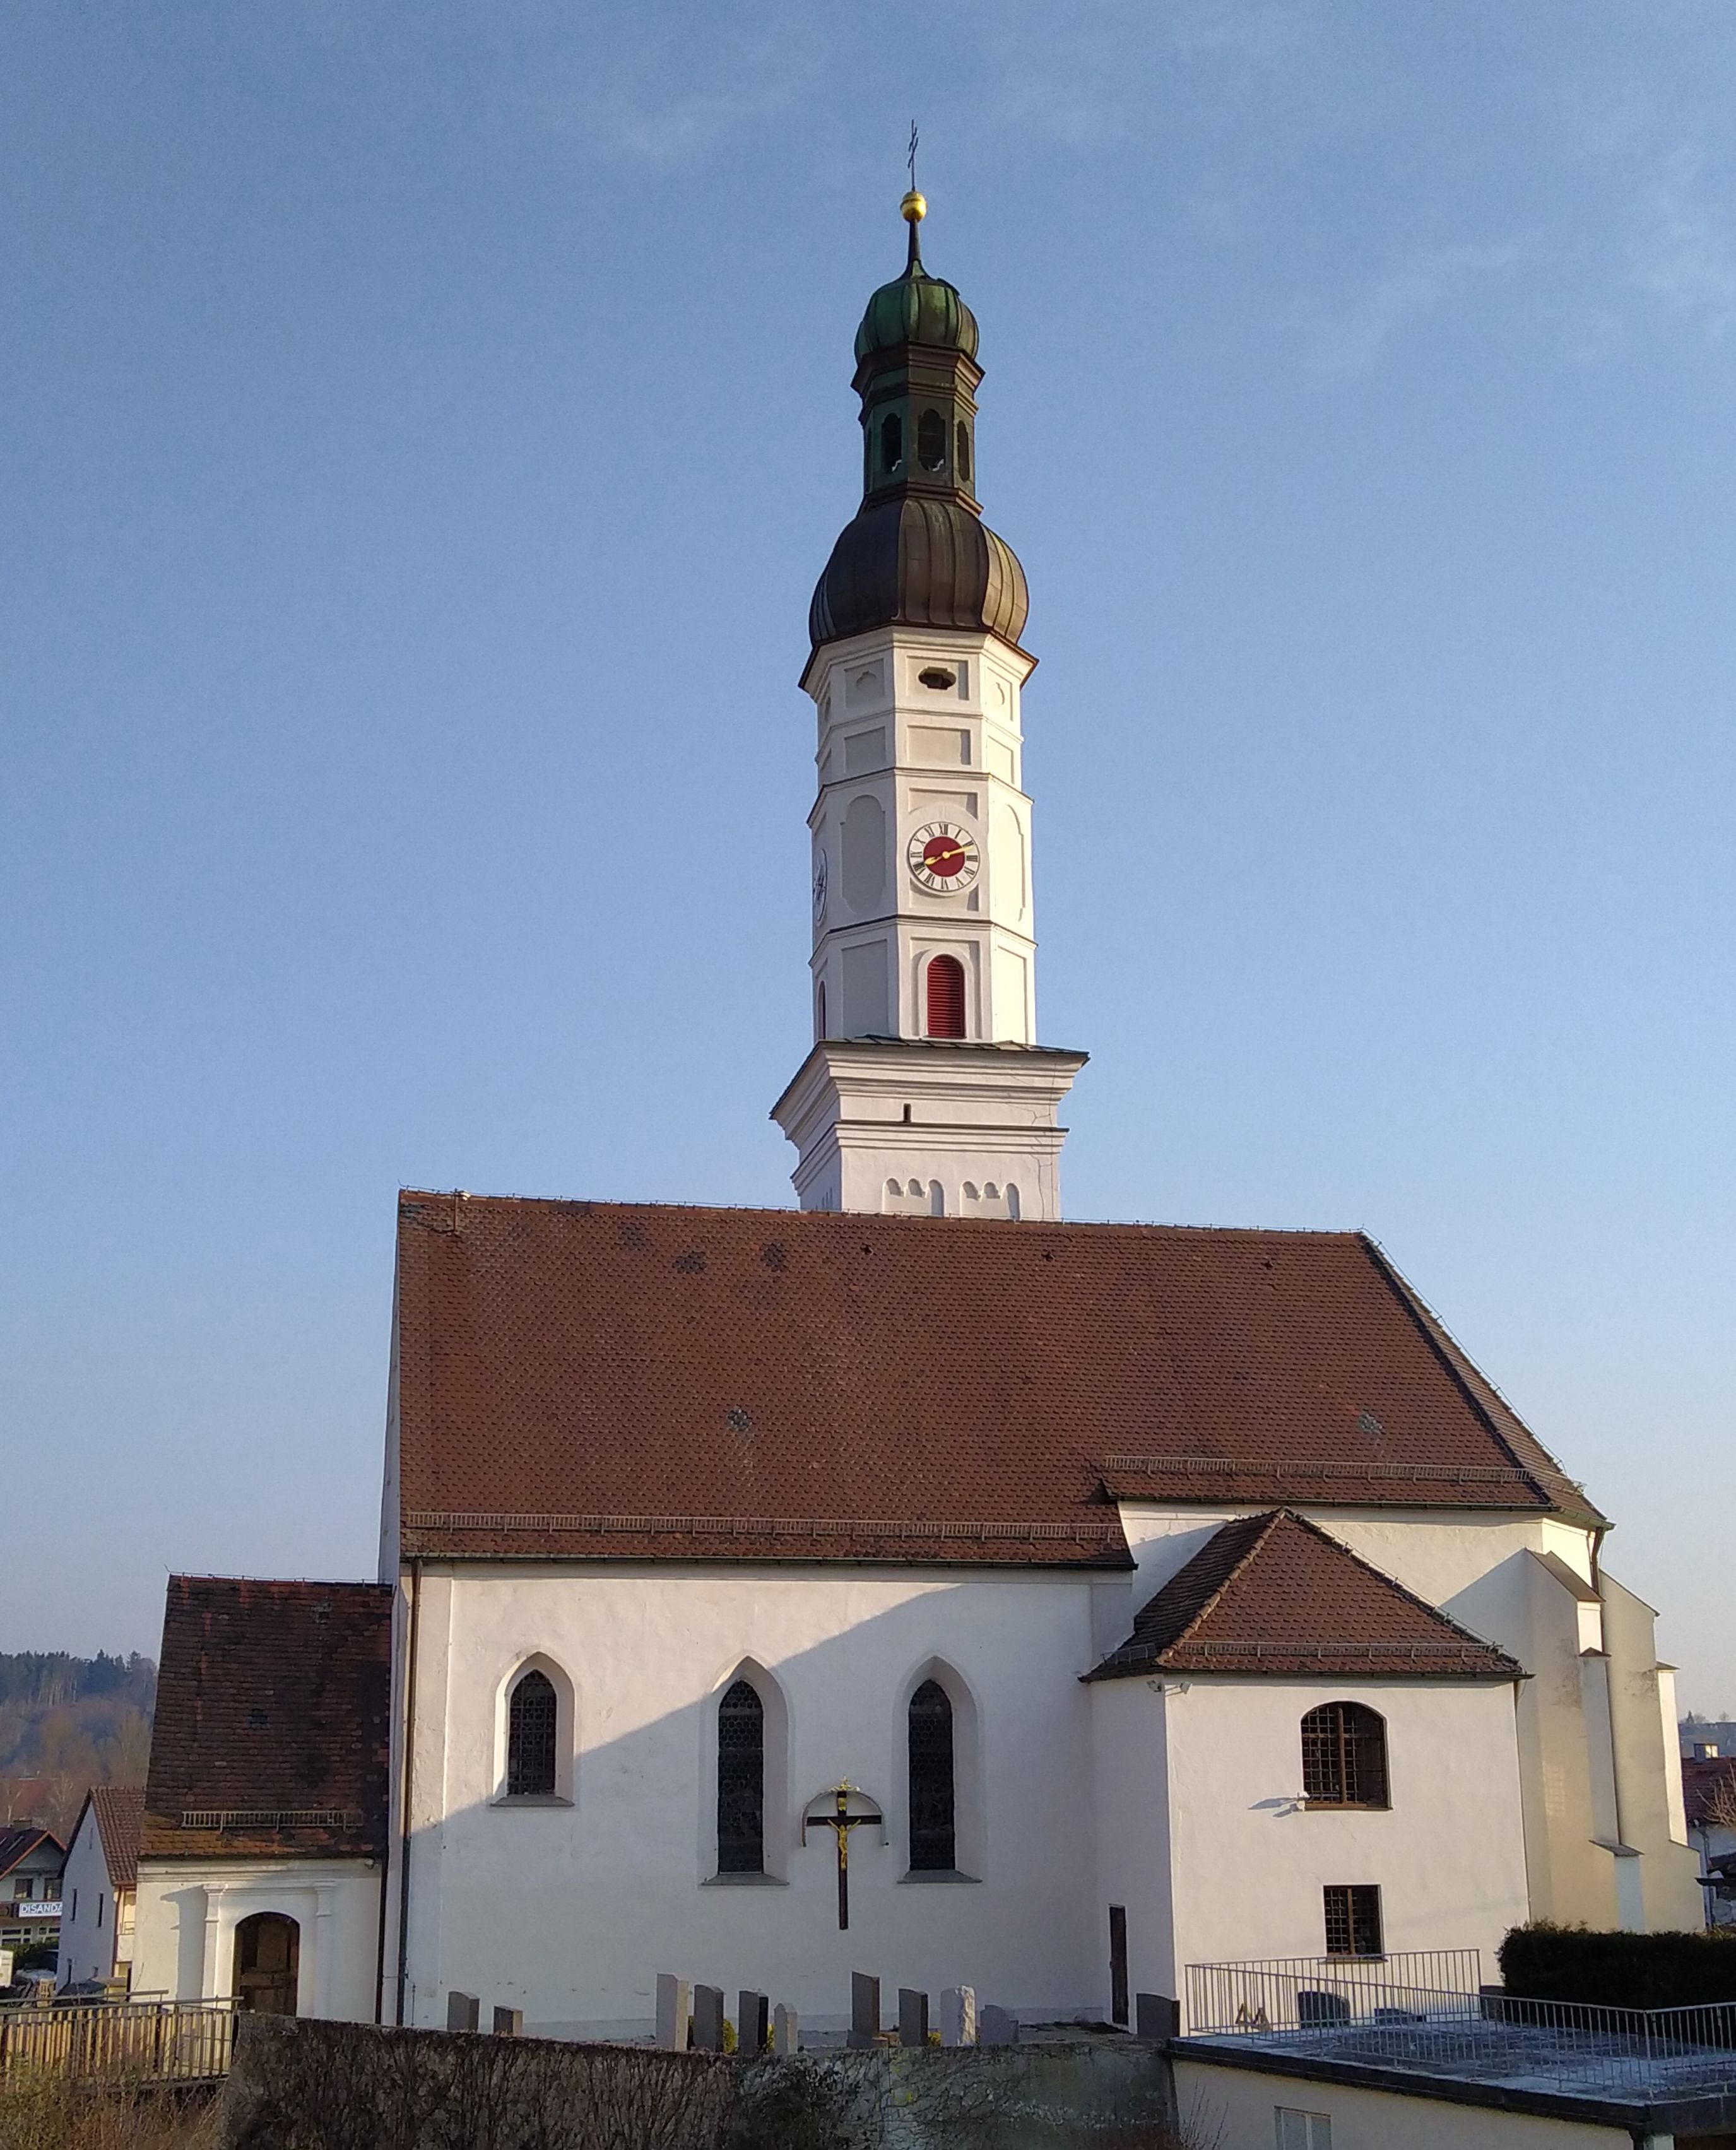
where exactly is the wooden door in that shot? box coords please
[233,1913,299,2014]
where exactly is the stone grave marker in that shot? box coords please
[738,1990,769,2055]
[446,1992,480,2033]
[655,1975,691,2051]
[492,2007,523,2036]
[940,1986,977,2047]
[693,1983,726,2052]
[849,1971,881,2050]
[898,1988,929,2047]
[979,2005,1019,2047]
[772,2002,800,2055]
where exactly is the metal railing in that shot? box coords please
[1183,1958,1736,2100]
[1186,1951,1484,2033]
[0,1998,236,2082]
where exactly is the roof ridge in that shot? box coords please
[1160,1509,1286,1653]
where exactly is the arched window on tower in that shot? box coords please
[717,1679,765,1872]
[918,410,947,471]
[880,411,903,473]
[908,1679,956,1870]
[926,955,966,1038]
[507,1669,557,1797]
[956,422,971,486]
[1301,1701,1389,1807]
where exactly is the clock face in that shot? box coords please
[907,820,980,894]
[812,848,829,924]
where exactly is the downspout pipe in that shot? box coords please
[393,1557,423,2027]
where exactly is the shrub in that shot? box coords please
[1499,1922,1736,2011]
[0,2078,217,2150]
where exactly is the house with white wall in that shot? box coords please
[56,1786,143,1989]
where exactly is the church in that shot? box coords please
[129,192,1701,2038]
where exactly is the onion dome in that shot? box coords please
[854,206,979,363]
[808,194,1027,661]
[809,497,1027,646]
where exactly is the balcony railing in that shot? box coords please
[0,1998,236,2082]
[1183,1955,1736,2101]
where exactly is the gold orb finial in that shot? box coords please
[900,188,927,224]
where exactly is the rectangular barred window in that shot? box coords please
[1322,1883,1383,1959]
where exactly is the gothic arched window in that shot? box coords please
[926,955,966,1038]
[507,1670,557,1797]
[880,412,903,473]
[956,422,971,486]
[1301,1701,1389,1807]
[908,1679,956,1870]
[717,1679,765,1873]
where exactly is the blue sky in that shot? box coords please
[3,1,1732,1705]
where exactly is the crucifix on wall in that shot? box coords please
[801,1783,884,1930]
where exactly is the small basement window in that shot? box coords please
[1323,1883,1383,1959]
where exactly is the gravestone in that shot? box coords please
[738,1990,769,2055]
[940,1986,977,2047]
[772,2002,800,2055]
[655,1975,691,2051]
[849,1971,881,2050]
[1134,1993,1179,2042]
[898,1988,929,2047]
[979,2005,1019,2047]
[492,2007,523,2036]
[693,1983,726,2052]
[446,1992,480,2033]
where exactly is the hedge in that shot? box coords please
[1499,1923,1736,2012]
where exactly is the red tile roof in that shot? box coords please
[1086,1509,1526,1680]
[393,1192,1598,1566]
[1684,1756,1736,1831]
[89,1787,145,1891]
[141,1578,393,1862]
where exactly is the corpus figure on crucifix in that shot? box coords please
[801,1783,884,1930]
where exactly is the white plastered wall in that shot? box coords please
[131,1860,379,2021]
[1113,1504,1698,1938]
[56,1803,116,1987]
[1094,1675,1529,2021]
[389,1564,1104,2040]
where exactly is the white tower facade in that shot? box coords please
[772,198,1085,1220]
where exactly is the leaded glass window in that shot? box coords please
[908,1679,955,1871]
[507,1670,557,1797]
[717,1679,765,1874]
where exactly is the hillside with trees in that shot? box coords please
[0,1651,156,1842]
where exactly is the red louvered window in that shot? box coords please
[926,956,966,1038]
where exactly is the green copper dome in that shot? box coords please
[854,260,979,363]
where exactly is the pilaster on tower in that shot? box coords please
[771,193,1086,1222]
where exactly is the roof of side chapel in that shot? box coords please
[1085,1509,1527,1680]
[392,1191,1602,1568]
[141,1576,392,1862]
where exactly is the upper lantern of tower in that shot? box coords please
[807,194,1029,662]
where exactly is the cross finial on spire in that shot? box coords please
[900,120,927,269]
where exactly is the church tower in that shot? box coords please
[772,194,1086,1220]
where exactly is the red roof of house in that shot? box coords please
[86,1787,145,1891]
[1683,1756,1736,1831]
[1087,1509,1527,1680]
[141,1578,393,1862]
[393,1191,1599,1567]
